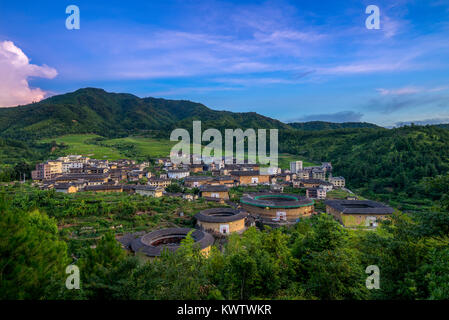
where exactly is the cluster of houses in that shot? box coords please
[31,156,346,203]
[31,155,165,197]
[30,155,396,232]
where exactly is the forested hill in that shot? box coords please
[2,87,449,204]
[288,121,379,131]
[0,88,291,140]
[279,125,449,202]
[0,87,382,140]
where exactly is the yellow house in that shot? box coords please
[325,200,393,228]
[199,185,229,200]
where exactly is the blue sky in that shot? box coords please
[0,0,448,126]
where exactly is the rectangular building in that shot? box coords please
[289,161,303,173]
[325,200,394,228]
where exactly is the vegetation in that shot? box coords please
[1,88,449,300]
[1,188,448,300]
[288,121,379,131]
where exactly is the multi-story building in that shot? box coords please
[61,161,84,173]
[167,169,190,179]
[289,161,303,173]
[306,187,326,200]
[147,177,171,188]
[311,169,326,180]
[319,181,334,192]
[329,176,346,188]
[31,161,63,180]
[296,170,310,180]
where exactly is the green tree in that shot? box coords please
[0,204,69,299]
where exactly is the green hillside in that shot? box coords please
[0,88,290,141]
[280,125,449,208]
[288,121,380,131]
[1,88,449,211]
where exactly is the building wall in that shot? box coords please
[326,205,388,227]
[237,175,270,184]
[89,188,123,193]
[202,191,229,199]
[185,180,210,188]
[197,219,246,235]
[302,182,321,188]
[329,178,345,188]
[241,203,314,222]
[136,189,163,197]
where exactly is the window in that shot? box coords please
[251,177,258,184]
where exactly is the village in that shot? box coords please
[29,154,394,258]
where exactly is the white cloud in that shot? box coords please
[377,87,421,96]
[0,40,57,107]
[376,85,449,96]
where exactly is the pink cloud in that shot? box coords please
[0,40,57,107]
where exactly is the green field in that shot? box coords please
[41,134,125,159]
[40,134,317,167]
[40,134,175,160]
[101,136,176,158]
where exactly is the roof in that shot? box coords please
[134,185,161,191]
[230,170,262,176]
[195,208,247,223]
[213,175,234,181]
[241,193,314,208]
[300,179,326,184]
[184,176,213,182]
[324,200,394,215]
[199,185,229,192]
[55,173,109,181]
[84,185,123,191]
[130,228,214,257]
[54,183,76,189]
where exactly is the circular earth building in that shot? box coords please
[240,193,314,224]
[130,228,214,258]
[195,208,248,235]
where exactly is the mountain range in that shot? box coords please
[0,88,380,140]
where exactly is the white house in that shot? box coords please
[167,169,190,179]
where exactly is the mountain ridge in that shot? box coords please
[0,87,380,140]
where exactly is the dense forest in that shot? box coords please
[279,125,449,207]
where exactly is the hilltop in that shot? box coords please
[0,88,291,140]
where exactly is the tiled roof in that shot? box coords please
[324,200,394,215]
